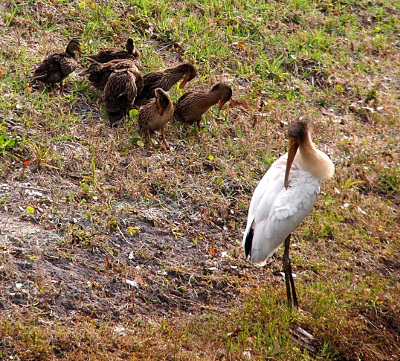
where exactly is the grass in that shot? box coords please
[0,0,399,360]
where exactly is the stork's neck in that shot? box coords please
[296,132,335,180]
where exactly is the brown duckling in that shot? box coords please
[102,67,139,127]
[138,88,174,148]
[135,62,197,106]
[86,38,140,65]
[32,39,82,94]
[79,59,143,93]
[174,83,232,130]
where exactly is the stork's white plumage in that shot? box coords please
[243,118,334,306]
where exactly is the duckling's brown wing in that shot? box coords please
[174,92,198,124]
[103,71,136,103]
[174,92,193,123]
[33,51,78,84]
[134,72,144,96]
[86,50,117,63]
[84,60,136,91]
[135,72,164,105]
[87,50,138,63]
[139,98,173,132]
[32,54,64,83]
[87,66,114,90]
[176,91,194,103]
[103,72,137,126]
[59,55,78,78]
[103,70,138,116]
[138,101,156,130]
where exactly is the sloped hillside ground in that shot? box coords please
[0,179,249,320]
[0,1,399,360]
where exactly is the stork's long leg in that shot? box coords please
[283,233,298,308]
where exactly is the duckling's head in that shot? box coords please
[108,111,125,128]
[79,60,102,76]
[211,83,232,110]
[126,38,141,64]
[178,63,197,89]
[126,39,134,53]
[66,39,83,56]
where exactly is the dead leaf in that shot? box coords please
[126,276,144,289]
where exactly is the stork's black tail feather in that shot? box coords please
[244,227,254,259]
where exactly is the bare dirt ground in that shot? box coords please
[0,177,273,323]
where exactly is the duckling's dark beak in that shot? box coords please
[284,137,299,189]
[79,68,90,76]
[78,49,83,54]
[86,56,97,63]
[217,100,227,111]
[179,79,187,89]
[179,74,189,89]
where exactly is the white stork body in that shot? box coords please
[242,119,334,306]
[243,154,321,263]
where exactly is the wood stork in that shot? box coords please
[242,118,335,307]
